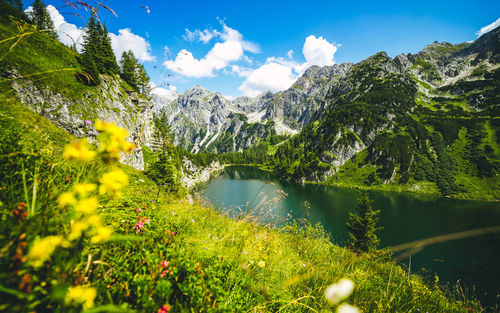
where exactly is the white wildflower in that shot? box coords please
[336,304,360,313]
[325,278,355,306]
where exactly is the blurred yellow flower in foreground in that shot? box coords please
[66,285,96,309]
[74,183,97,196]
[74,196,99,215]
[58,192,76,207]
[258,261,265,268]
[95,120,135,162]
[91,226,112,243]
[27,235,64,268]
[99,169,129,198]
[64,139,96,161]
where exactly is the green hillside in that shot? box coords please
[0,6,488,313]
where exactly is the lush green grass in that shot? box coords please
[0,16,96,100]
[0,91,483,312]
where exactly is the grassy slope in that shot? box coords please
[0,91,482,312]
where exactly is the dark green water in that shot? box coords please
[199,166,500,307]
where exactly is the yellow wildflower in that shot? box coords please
[99,169,128,198]
[27,235,64,267]
[84,214,102,227]
[63,139,96,161]
[68,221,88,241]
[258,261,265,268]
[74,197,99,215]
[74,183,97,196]
[91,226,112,243]
[65,285,96,309]
[122,141,136,153]
[58,192,76,207]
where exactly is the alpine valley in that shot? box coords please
[152,26,500,200]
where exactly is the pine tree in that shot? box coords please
[119,51,138,89]
[77,52,100,85]
[119,50,150,95]
[96,24,119,74]
[346,192,383,253]
[29,0,57,38]
[136,63,150,95]
[79,16,118,79]
[0,0,28,20]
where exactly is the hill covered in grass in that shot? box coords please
[0,5,492,312]
[0,95,482,312]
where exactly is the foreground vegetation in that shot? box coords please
[0,91,486,312]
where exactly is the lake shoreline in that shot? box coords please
[223,164,499,202]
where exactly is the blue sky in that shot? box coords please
[30,0,500,98]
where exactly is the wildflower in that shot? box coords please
[157,304,170,313]
[325,278,355,306]
[137,207,142,213]
[336,304,360,313]
[95,120,133,162]
[160,270,167,278]
[91,226,112,243]
[99,169,129,198]
[74,183,97,196]
[27,235,64,268]
[84,119,92,125]
[68,221,88,241]
[191,219,194,224]
[135,220,144,230]
[58,192,76,207]
[258,261,265,268]
[161,260,169,268]
[63,139,96,161]
[66,285,96,309]
[74,197,99,215]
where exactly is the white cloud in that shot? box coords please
[28,5,155,62]
[150,82,179,100]
[476,17,500,37]
[184,28,217,43]
[238,35,339,97]
[238,63,297,97]
[28,5,85,50]
[110,28,155,62]
[164,22,259,78]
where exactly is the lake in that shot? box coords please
[198,166,500,308]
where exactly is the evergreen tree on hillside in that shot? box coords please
[28,0,57,38]
[96,24,119,74]
[346,192,382,253]
[78,15,101,85]
[0,0,28,19]
[146,108,181,194]
[79,15,118,80]
[119,50,150,95]
[76,51,100,85]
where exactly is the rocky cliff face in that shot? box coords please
[9,70,156,170]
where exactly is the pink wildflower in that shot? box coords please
[137,207,142,213]
[161,260,169,268]
[160,270,167,278]
[135,221,144,230]
[157,304,170,313]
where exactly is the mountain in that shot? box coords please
[153,26,500,199]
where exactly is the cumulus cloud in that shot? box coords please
[476,17,500,37]
[164,22,259,78]
[26,5,86,50]
[238,35,339,97]
[27,5,155,62]
[238,63,297,97]
[184,28,217,43]
[109,28,155,62]
[150,82,179,100]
